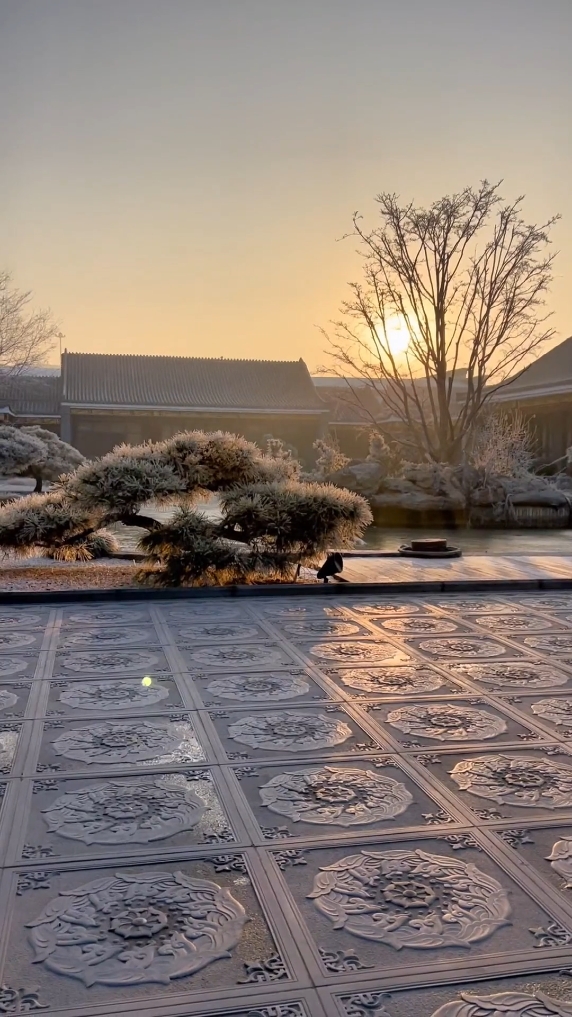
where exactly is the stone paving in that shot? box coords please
[4,594,572,1015]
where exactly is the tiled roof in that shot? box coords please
[0,375,61,417]
[62,353,326,412]
[499,336,572,396]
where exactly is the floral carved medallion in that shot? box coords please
[227,711,352,752]
[206,673,310,702]
[449,754,572,809]
[51,720,205,766]
[26,870,246,986]
[41,775,209,845]
[429,992,572,1017]
[189,645,285,668]
[58,680,170,712]
[308,848,511,948]
[337,666,445,696]
[0,689,18,712]
[437,599,514,614]
[0,656,29,676]
[0,632,36,649]
[517,596,572,611]
[547,838,572,887]
[451,662,567,689]
[178,624,260,641]
[352,602,420,616]
[473,615,551,633]
[282,620,361,638]
[259,765,412,825]
[531,699,572,728]
[525,635,572,654]
[380,617,459,634]
[0,613,42,628]
[310,642,410,665]
[66,610,146,625]
[386,704,507,742]
[416,638,506,658]
[58,650,162,674]
[60,628,152,649]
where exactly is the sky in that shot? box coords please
[1,0,571,370]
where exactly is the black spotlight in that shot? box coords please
[316,552,344,583]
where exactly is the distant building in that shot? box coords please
[493,336,572,465]
[0,374,61,432]
[60,353,328,462]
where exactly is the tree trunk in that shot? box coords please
[33,476,43,493]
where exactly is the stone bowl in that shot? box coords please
[398,538,462,559]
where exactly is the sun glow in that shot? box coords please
[377,316,411,356]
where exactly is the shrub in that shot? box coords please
[0,425,85,493]
[0,430,372,584]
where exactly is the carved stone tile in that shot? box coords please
[366,699,535,747]
[417,747,572,822]
[36,717,207,773]
[0,630,44,651]
[405,636,521,660]
[195,670,330,706]
[501,595,572,613]
[471,614,565,634]
[209,706,382,761]
[434,597,520,614]
[0,654,41,681]
[46,677,183,716]
[302,641,413,668]
[524,635,572,656]
[61,607,154,627]
[495,822,572,907]
[330,973,572,1017]
[370,616,465,635]
[443,660,572,692]
[322,664,455,699]
[259,603,351,620]
[53,647,172,677]
[348,600,426,616]
[180,642,296,670]
[501,695,572,739]
[58,626,160,650]
[159,604,252,624]
[176,622,268,643]
[0,683,29,718]
[21,771,236,861]
[234,759,461,840]
[279,619,367,640]
[2,857,282,1009]
[0,610,49,629]
[275,838,566,982]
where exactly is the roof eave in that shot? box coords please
[61,402,327,414]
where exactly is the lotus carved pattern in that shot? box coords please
[259,765,413,825]
[449,754,572,809]
[387,704,507,742]
[227,711,352,752]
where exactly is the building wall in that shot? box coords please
[69,410,325,464]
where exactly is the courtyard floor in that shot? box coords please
[3,593,572,1015]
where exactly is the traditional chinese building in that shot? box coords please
[0,374,61,432]
[493,335,572,465]
[59,352,328,463]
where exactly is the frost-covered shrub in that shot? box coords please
[0,430,372,582]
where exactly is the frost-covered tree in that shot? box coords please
[0,430,371,580]
[0,272,62,375]
[0,425,84,492]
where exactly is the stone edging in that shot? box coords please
[1,577,572,604]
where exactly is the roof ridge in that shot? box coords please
[63,352,306,366]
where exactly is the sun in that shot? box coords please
[376,315,411,355]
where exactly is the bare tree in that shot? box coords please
[0,272,62,376]
[323,181,558,464]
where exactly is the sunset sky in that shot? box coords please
[1,0,571,370]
